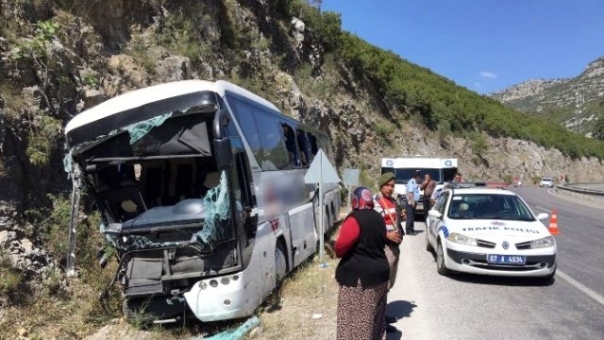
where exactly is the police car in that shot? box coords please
[425,187,557,281]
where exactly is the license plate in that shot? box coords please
[417,203,424,210]
[486,254,526,265]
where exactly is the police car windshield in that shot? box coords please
[395,168,442,184]
[447,193,536,221]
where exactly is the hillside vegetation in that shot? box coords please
[2,0,604,175]
[490,57,604,139]
[336,35,604,159]
[276,2,604,159]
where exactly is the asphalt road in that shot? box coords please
[387,187,604,340]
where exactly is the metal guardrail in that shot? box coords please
[555,183,604,205]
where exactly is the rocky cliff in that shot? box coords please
[490,56,604,136]
[1,0,604,338]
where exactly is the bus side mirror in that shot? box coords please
[213,109,230,139]
[214,138,233,170]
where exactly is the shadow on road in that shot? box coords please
[386,300,417,320]
[447,273,556,287]
[385,300,417,339]
[386,328,402,340]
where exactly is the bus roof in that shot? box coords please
[64,79,281,136]
[65,80,213,135]
[381,157,457,168]
[215,80,280,113]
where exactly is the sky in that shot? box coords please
[319,0,604,94]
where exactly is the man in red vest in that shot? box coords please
[374,172,405,331]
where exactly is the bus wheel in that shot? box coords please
[275,241,287,285]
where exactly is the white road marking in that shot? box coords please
[531,203,604,306]
[557,270,604,306]
[512,204,604,307]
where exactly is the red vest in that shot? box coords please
[375,196,397,231]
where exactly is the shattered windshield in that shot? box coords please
[70,112,235,251]
[102,170,234,251]
[80,112,213,160]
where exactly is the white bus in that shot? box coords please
[381,156,458,213]
[63,79,341,323]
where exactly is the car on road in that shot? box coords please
[539,177,554,188]
[425,187,557,281]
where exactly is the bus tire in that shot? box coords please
[275,239,288,285]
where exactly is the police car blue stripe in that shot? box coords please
[439,226,450,238]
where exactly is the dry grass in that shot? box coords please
[0,263,199,340]
[0,210,345,340]
[253,256,340,340]
[0,265,117,339]
[252,221,344,340]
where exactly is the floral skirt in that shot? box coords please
[337,280,388,340]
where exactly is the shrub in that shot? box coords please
[373,121,395,141]
[503,174,513,184]
[0,255,23,299]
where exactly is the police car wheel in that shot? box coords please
[425,230,433,252]
[538,265,556,285]
[436,241,451,276]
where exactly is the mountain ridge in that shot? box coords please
[489,55,604,137]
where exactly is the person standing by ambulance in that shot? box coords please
[405,171,421,235]
[374,172,405,332]
[420,173,436,216]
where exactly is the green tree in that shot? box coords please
[593,116,604,140]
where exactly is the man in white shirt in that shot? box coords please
[405,171,421,235]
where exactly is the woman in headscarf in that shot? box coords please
[334,186,390,340]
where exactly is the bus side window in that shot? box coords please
[228,99,265,167]
[307,133,319,156]
[255,112,289,170]
[280,123,300,167]
[317,134,332,160]
[296,129,310,167]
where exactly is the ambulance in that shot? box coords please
[381,156,458,214]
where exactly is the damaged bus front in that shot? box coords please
[64,81,249,323]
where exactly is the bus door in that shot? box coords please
[312,190,331,242]
[287,179,316,268]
